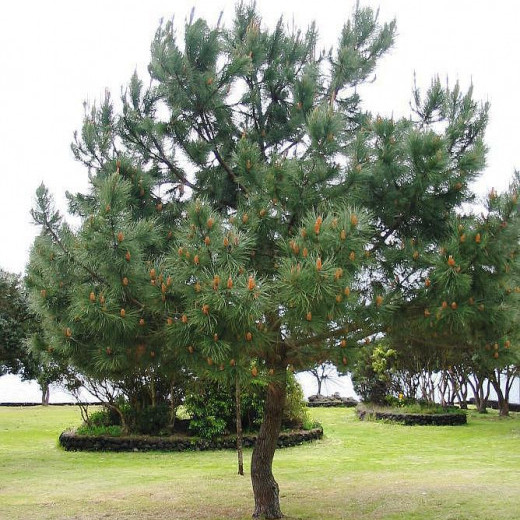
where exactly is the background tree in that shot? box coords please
[306,362,342,396]
[0,269,65,404]
[28,3,501,519]
[385,175,520,414]
[0,269,32,376]
[350,342,398,404]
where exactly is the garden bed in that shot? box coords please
[357,404,467,426]
[59,426,323,452]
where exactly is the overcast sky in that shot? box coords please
[1,0,519,275]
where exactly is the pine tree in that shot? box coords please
[386,176,520,415]
[27,4,500,518]
[27,170,187,430]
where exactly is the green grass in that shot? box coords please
[0,406,519,519]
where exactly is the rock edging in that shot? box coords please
[306,393,358,407]
[59,427,323,452]
[357,408,467,426]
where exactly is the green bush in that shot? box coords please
[384,395,417,408]
[350,343,399,404]
[283,371,309,429]
[395,402,464,415]
[76,424,122,436]
[88,409,113,427]
[184,371,308,439]
[239,383,266,431]
[77,372,308,439]
[184,381,235,439]
[302,416,321,431]
[86,402,171,436]
[134,403,171,435]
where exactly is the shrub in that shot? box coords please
[302,416,321,431]
[184,371,309,439]
[396,402,464,415]
[86,402,171,436]
[350,343,399,404]
[88,409,113,427]
[76,372,309,439]
[184,380,235,439]
[283,371,309,429]
[76,424,123,436]
[134,403,171,435]
[358,401,465,416]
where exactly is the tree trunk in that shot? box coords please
[491,375,509,417]
[457,372,468,409]
[469,374,489,413]
[438,371,448,407]
[251,368,287,519]
[499,398,509,417]
[457,379,468,408]
[169,380,177,431]
[236,375,244,476]
[106,402,128,433]
[41,384,50,406]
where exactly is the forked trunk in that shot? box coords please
[469,374,489,413]
[491,378,509,417]
[251,369,287,519]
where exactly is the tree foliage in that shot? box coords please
[0,270,33,377]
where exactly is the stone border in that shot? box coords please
[0,402,102,407]
[59,427,323,452]
[467,399,520,413]
[357,409,467,426]
[306,394,358,408]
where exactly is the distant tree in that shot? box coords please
[0,269,65,404]
[350,342,399,404]
[386,176,520,415]
[0,270,32,376]
[307,362,342,396]
[26,332,74,405]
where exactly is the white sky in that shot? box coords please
[1,0,519,275]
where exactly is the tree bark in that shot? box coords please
[491,375,509,417]
[454,369,469,409]
[236,375,244,476]
[438,371,448,407]
[41,384,50,406]
[251,367,287,519]
[469,373,489,413]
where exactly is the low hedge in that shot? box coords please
[59,427,323,452]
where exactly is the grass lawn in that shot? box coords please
[0,405,519,519]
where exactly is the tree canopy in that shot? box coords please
[0,269,32,376]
